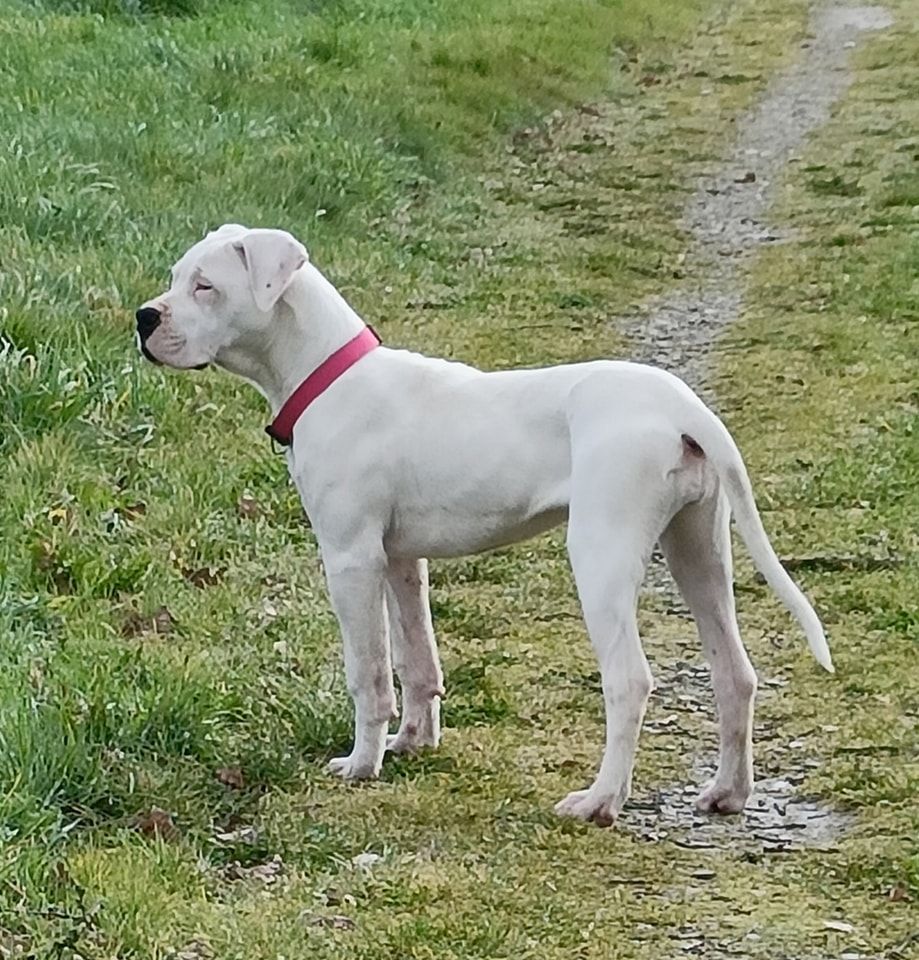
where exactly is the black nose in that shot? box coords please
[135,307,161,341]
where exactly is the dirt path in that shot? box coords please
[623,3,893,394]
[621,3,894,854]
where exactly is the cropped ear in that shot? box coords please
[232,228,309,312]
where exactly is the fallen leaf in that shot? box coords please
[225,854,283,884]
[121,607,175,638]
[823,919,855,934]
[887,884,910,902]
[174,939,213,960]
[122,501,147,521]
[135,807,180,841]
[215,766,245,790]
[236,494,261,519]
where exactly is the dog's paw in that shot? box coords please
[386,696,441,755]
[386,730,432,755]
[554,788,621,828]
[326,754,380,781]
[695,781,750,815]
[386,719,439,755]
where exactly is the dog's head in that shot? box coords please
[135,224,308,370]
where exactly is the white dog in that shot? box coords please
[136,224,833,826]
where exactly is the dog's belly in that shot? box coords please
[385,502,570,559]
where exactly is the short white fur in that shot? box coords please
[138,225,833,826]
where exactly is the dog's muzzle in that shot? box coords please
[135,306,208,370]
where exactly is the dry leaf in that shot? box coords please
[122,501,147,521]
[135,807,180,841]
[225,854,283,884]
[823,919,855,934]
[173,939,213,960]
[46,506,73,525]
[236,494,260,519]
[215,766,245,790]
[122,606,177,638]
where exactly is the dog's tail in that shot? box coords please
[681,400,834,673]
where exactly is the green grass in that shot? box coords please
[2,0,917,955]
[712,1,919,932]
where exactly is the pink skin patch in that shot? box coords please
[681,434,706,458]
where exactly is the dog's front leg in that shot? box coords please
[324,557,396,780]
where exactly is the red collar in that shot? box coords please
[265,326,381,447]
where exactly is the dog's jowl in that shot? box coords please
[137,223,833,827]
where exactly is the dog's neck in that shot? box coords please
[220,264,367,414]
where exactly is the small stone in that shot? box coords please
[351,852,383,870]
[215,825,259,845]
[152,606,175,635]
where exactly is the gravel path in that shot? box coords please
[623,2,893,852]
[623,3,894,395]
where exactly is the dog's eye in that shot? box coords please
[195,281,213,293]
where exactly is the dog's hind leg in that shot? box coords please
[555,434,670,826]
[660,489,758,814]
[385,558,444,754]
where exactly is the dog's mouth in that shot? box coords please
[140,342,163,366]
[139,342,209,371]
